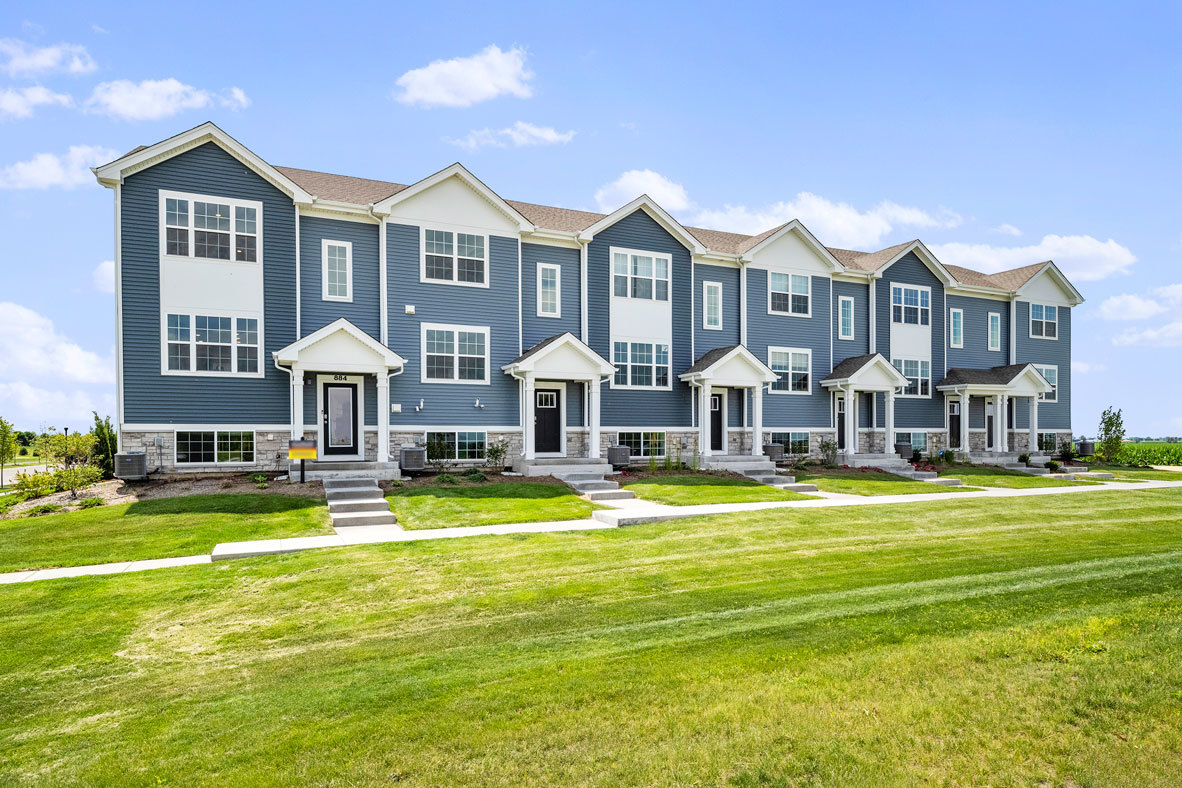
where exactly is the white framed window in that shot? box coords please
[322,239,352,302]
[421,228,488,287]
[1038,432,1060,453]
[703,281,722,330]
[536,263,561,317]
[838,296,855,340]
[988,312,1001,351]
[612,247,670,301]
[612,339,670,389]
[175,431,255,464]
[1030,303,1058,339]
[769,272,810,316]
[949,308,963,348]
[618,431,665,458]
[163,312,260,376]
[160,190,261,263]
[892,358,931,397]
[891,285,931,326]
[895,432,928,453]
[770,431,810,455]
[769,346,811,394]
[426,431,487,460]
[1035,364,1058,402]
[420,323,489,384]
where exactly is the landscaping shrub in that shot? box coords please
[484,439,509,472]
[1058,439,1076,464]
[23,503,63,517]
[13,470,56,498]
[436,473,459,485]
[1018,453,1031,466]
[256,482,268,490]
[647,454,658,473]
[54,464,103,499]
[1046,460,1061,472]
[249,473,268,484]
[77,497,104,509]
[818,438,838,467]
[19,446,28,456]
[90,412,118,480]
[464,471,487,483]
[1096,406,1125,463]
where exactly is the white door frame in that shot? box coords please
[315,373,365,461]
[533,381,567,458]
[710,386,728,453]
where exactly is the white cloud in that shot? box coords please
[449,121,575,151]
[1113,322,1182,348]
[0,145,119,189]
[993,223,1022,236]
[1097,293,1165,321]
[0,381,114,428]
[594,169,692,213]
[0,38,96,77]
[0,302,114,384]
[395,45,533,108]
[1152,284,1182,303]
[92,24,110,35]
[929,235,1136,282]
[85,79,250,121]
[1071,361,1105,374]
[0,85,72,120]
[92,260,114,294]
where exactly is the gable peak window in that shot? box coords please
[162,191,260,263]
[612,249,670,302]
[1030,303,1058,339]
[769,272,810,316]
[891,285,930,325]
[423,228,487,287]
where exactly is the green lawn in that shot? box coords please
[620,473,816,505]
[795,468,980,496]
[387,482,601,529]
[940,465,1099,488]
[1,489,1180,785]
[0,494,330,573]
[1085,464,1182,482]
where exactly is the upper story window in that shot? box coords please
[1035,364,1058,402]
[612,340,670,389]
[949,308,963,348]
[422,229,487,287]
[769,273,810,316]
[988,312,1002,351]
[161,191,260,263]
[613,249,670,301]
[1030,303,1058,339]
[322,240,352,302]
[421,323,489,384]
[892,358,931,397]
[703,281,722,330]
[838,296,855,340]
[537,263,561,317]
[769,347,811,394]
[892,285,930,326]
[164,312,260,376]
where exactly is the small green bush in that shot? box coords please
[1046,460,1061,472]
[256,482,268,490]
[464,471,487,483]
[647,454,658,473]
[1018,453,1031,466]
[77,497,104,509]
[249,472,268,484]
[13,470,56,498]
[23,503,63,517]
[18,446,27,456]
[436,473,459,485]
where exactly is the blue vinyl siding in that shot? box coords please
[747,269,832,427]
[521,243,581,348]
[535,380,585,428]
[120,142,294,424]
[874,252,945,429]
[946,294,1008,370]
[1013,301,1071,430]
[694,263,740,352]
[300,216,380,339]
[588,210,694,426]
[831,280,869,362]
[301,372,377,426]
[385,225,521,427]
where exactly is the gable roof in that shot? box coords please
[501,332,614,377]
[820,353,909,389]
[274,318,405,369]
[679,345,778,384]
[371,163,534,232]
[577,194,706,254]
[937,363,1051,390]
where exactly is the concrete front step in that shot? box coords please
[324,477,379,490]
[325,486,383,501]
[1006,464,1050,475]
[293,462,401,481]
[329,510,398,527]
[586,489,635,501]
[927,477,962,486]
[776,482,819,492]
[1074,471,1114,480]
[569,480,620,492]
[328,498,389,514]
[552,471,611,482]
[524,463,614,477]
[898,470,938,480]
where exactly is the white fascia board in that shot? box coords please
[577,196,706,255]
[274,317,405,368]
[739,220,847,273]
[501,332,615,376]
[872,240,957,286]
[946,284,1012,301]
[677,346,778,384]
[300,200,380,223]
[371,162,535,233]
[1016,262,1085,306]
[694,253,741,268]
[521,230,582,249]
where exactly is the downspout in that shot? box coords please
[739,262,748,347]
[273,355,298,461]
[369,204,388,346]
[1008,298,1017,364]
[113,182,124,451]
[868,275,876,353]
[579,239,589,343]
[517,238,523,355]
[294,203,302,339]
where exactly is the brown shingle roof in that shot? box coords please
[937,364,1035,387]
[826,240,916,272]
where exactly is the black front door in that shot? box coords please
[323,382,358,456]
[534,389,561,454]
[710,393,724,452]
[949,401,961,449]
[986,399,995,449]
[836,395,846,450]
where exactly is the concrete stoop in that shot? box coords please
[290,460,402,482]
[324,478,398,528]
[514,457,637,502]
[706,455,819,493]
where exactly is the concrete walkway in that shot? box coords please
[2,478,1179,585]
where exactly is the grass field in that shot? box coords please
[1087,465,1182,482]
[940,465,1099,488]
[0,494,330,572]
[386,482,601,529]
[2,488,1180,785]
[795,468,979,495]
[620,473,816,505]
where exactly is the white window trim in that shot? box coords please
[987,311,1002,351]
[610,246,673,303]
[769,430,811,454]
[160,310,264,378]
[424,430,489,461]
[768,345,812,396]
[1028,302,1060,341]
[891,357,932,399]
[173,429,257,466]
[1035,363,1058,402]
[894,431,928,452]
[949,307,964,348]
[321,239,353,303]
[767,271,812,318]
[610,337,673,391]
[159,189,264,266]
[703,280,723,330]
[419,226,490,289]
[616,431,667,458]
[536,262,562,318]
[419,322,491,385]
[838,296,855,340]
[890,283,932,326]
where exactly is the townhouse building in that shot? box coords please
[93,123,1082,474]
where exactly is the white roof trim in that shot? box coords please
[274,318,405,369]
[873,240,957,286]
[92,121,314,203]
[1015,261,1085,306]
[739,219,847,272]
[371,162,535,232]
[577,195,707,254]
[678,345,778,385]
[501,332,615,377]
[936,363,1054,394]
[820,353,909,389]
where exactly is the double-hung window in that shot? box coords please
[176,430,255,464]
[703,281,722,329]
[537,263,561,317]
[422,324,489,384]
[612,340,670,389]
[988,312,1001,351]
[838,296,855,340]
[322,240,352,301]
[1030,303,1058,338]
[892,285,930,325]
[612,249,670,301]
[769,347,811,394]
[770,431,811,455]
[165,313,259,375]
[949,308,963,348]
[892,358,931,397]
[162,191,260,263]
[618,431,665,458]
[1035,364,1058,402]
[423,229,487,286]
[769,272,810,316]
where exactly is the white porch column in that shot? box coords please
[290,371,304,441]
[960,391,969,455]
[845,386,858,458]
[377,376,390,462]
[1029,396,1038,455]
[588,378,602,459]
[698,382,712,457]
[751,385,763,456]
[884,389,895,455]
[523,374,536,461]
[995,394,1008,454]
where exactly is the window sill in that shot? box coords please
[1028,334,1059,341]
[419,276,491,290]
[609,384,673,392]
[161,370,265,379]
[767,309,811,318]
[537,312,562,319]
[768,389,812,396]
[162,253,258,266]
[322,294,353,303]
[420,378,491,386]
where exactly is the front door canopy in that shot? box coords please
[936,363,1053,397]
[274,318,406,374]
[679,345,777,387]
[821,353,909,391]
[502,332,615,381]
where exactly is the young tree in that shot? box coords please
[91,411,118,480]
[1097,406,1126,463]
[0,417,17,488]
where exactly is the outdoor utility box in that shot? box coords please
[1078,440,1095,457]
[894,442,913,459]
[607,445,630,470]
[115,452,147,480]
[400,446,427,472]
[763,443,785,462]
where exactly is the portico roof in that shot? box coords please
[274,318,406,373]
[936,363,1053,395]
[820,353,909,391]
[679,345,778,386]
[501,332,615,380]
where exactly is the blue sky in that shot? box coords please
[1,1,1178,435]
